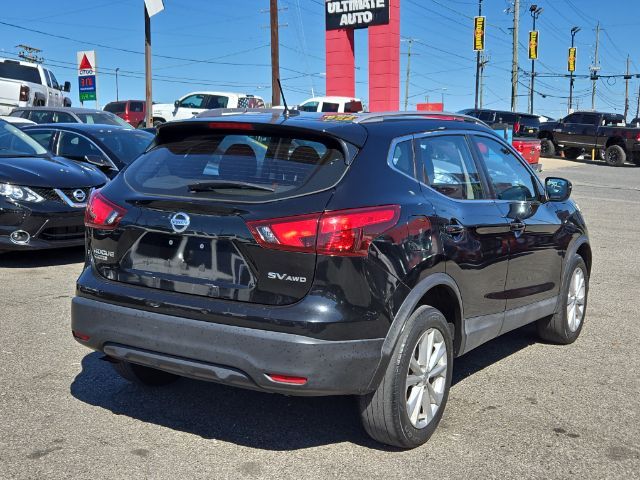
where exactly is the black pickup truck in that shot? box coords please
[538,111,640,166]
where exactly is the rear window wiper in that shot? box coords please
[188,180,275,193]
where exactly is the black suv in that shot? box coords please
[71,110,591,448]
[459,108,541,138]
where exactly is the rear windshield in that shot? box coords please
[76,112,132,128]
[104,102,126,114]
[124,130,348,202]
[518,115,540,128]
[0,61,41,84]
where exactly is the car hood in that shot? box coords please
[0,155,108,188]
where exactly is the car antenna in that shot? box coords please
[277,78,298,117]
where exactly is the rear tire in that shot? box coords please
[537,254,588,344]
[112,360,179,386]
[540,138,555,157]
[605,144,626,166]
[358,306,453,449]
[564,147,581,159]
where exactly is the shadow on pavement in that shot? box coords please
[70,325,538,450]
[0,247,85,268]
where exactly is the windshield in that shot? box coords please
[93,129,154,165]
[0,121,48,157]
[76,112,132,129]
[124,130,348,202]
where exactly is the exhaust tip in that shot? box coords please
[9,230,30,245]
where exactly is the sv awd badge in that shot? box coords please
[268,272,307,283]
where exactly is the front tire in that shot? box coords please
[537,254,588,344]
[605,144,626,166]
[359,306,453,449]
[112,360,179,386]
[540,138,556,157]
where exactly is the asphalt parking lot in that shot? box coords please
[1,157,639,479]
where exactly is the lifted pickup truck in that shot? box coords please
[0,58,71,115]
[538,111,640,166]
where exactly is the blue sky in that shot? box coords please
[1,0,639,118]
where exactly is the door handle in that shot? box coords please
[510,221,526,232]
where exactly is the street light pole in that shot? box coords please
[529,4,542,115]
[568,26,580,114]
[115,68,120,102]
[474,0,483,110]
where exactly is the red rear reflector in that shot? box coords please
[84,190,127,230]
[247,205,401,257]
[72,330,91,342]
[207,122,254,130]
[266,374,307,385]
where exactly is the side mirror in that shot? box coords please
[84,154,114,169]
[174,100,180,109]
[546,177,572,202]
[63,81,71,93]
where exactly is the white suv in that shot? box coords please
[152,91,265,125]
[297,96,365,113]
[0,58,70,115]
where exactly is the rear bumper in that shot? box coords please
[71,296,384,396]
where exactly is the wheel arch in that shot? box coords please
[538,131,554,141]
[605,136,626,151]
[367,273,464,391]
[152,116,166,124]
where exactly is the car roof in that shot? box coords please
[163,109,492,147]
[22,122,132,132]
[13,107,107,114]
[302,96,362,103]
[463,108,538,118]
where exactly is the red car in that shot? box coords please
[104,100,146,128]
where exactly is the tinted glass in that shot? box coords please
[344,101,363,113]
[603,114,625,126]
[238,97,264,108]
[0,62,41,84]
[417,135,485,200]
[104,102,126,114]
[58,131,104,159]
[76,112,132,128]
[25,130,54,149]
[496,112,516,123]
[472,136,537,202]
[54,112,76,123]
[390,140,415,178]
[477,111,495,122]
[179,94,207,109]
[0,122,48,156]
[125,130,347,202]
[321,102,340,113]
[564,113,582,123]
[206,95,230,109]
[580,113,599,125]
[130,102,144,112]
[28,110,55,124]
[298,101,319,112]
[48,71,60,89]
[92,130,153,164]
[518,115,540,128]
[43,69,53,88]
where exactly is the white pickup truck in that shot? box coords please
[152,91,265,125]
[0,58,71,115]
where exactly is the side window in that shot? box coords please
[564,113,582,124]
[58,131,104,160]
[29,110,55,123]
[130,101,144,113]
[417,135,485,200]
[497,112,516,124]
[26,130,54,149]
[53,112,76,123]
[389,140,415,179]
[472,136,538,202]
[344,101,363,113]
[48,71,60,90]
[179,94,206,109]
[321,102,340,113]
[43,69,53,88]
[580,114,598,125]
[477,111,495,122]
[298,101,319,112]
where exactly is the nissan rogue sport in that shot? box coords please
[71,110,591,449]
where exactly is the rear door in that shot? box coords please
[415,132,510,349]
[470,134,563,330]
[89,124,352,306]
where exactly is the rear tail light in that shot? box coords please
[84,190,127,230]
[19,85,30,102]
[247,205,401,257]
[514,121,521,133]
[72,330,91,342]
[635,132,640,141]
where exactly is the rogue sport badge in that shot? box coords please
[72,189,86,202]
[170,212,190,233]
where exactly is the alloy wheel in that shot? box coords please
[567,267,586,332]
[405,328,448,429]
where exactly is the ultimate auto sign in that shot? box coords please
[325,0,390,30]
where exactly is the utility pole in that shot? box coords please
[591,22,600,111]
[636,82,640,119]
[403,38,413,110]
[624,54,631,121]
[510,0,519,112]
[529,4,542,114]
[479,54,489,108]
[474,0,483,110]
[115,68,120,102]
[568,26,580,114]
[144,5,152,127]
[270,0,281,107]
